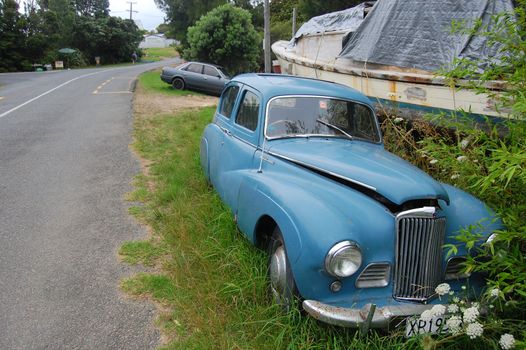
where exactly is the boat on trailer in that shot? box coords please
[272,1,513,120]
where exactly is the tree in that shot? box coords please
[75,0,109,17]
[183,4,260,74]
[298,0,363,19]
[0,0,30,72]
[71,16,142,64]
[154,0,226,41]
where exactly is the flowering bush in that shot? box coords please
[414,283,524,349]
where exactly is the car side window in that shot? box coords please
[219,86,240,118]
[203,66,219,77]
[185,63,203,74]
[235,91,260,131]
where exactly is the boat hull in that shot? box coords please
[272,40,506,120]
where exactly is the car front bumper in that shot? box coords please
[303,300,442,328]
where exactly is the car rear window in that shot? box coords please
[219,86,239,118]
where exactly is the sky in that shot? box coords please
[109,0,166,31]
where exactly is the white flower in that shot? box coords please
[429,159,438,165]
[435,283,451,296]
[449,291,455,296]
[472,302,480,309]
[489,304,495,309]
[446,315,463,335]
[466,322,484,339]
[490,288,500,298]
[448,304,459,313]
[499,333,515,350]
[453,297,460,303]
[463,306,479,323]
[393,117,404,124]
[461,285,467,290]
[460,139,470,149]
[420,310,433,322]
[457,155,468,162]
[451,173,460,180]
[431,304,446,317]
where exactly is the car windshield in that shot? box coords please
[266,96,380,142]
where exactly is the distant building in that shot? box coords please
[139,34,178,49]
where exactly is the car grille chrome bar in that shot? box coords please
[394,207,446,302]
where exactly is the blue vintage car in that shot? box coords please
[200,74,501,330]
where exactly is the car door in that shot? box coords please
[216,86,262,212]
[203,65,226,95]
[182,63,204,90]
[208,83,241,191]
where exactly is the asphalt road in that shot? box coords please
[0,60,180,349]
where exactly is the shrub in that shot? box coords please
[183,4,261,75]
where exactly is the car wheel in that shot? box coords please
[172,77,185,90]
[268,226,299,311]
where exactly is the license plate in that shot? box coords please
[405,316,449,337]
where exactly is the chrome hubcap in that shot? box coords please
[269,245,287,302]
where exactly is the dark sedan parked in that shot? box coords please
[160,62,230,96]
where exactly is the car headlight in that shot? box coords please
[325,241,362,278]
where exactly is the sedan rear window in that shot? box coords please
[219,86,239,118]
[266,96,380,142]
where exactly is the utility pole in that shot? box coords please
[292,7,297,38]
[127,1,138,20]
[264,0,271,73]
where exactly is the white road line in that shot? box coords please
[0,70,111,119]
[0,96,4,100]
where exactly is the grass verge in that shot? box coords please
[142,47,179,62]
[120,74,452,349]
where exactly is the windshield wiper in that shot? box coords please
[316,119,353,140]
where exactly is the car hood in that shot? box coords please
[267,138,449,206]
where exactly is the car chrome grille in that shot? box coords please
[394,207,446,302]
[356,263,391,288]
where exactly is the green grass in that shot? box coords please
[138,70,202,96]
[142,47,179,62]
[119,73,494,349]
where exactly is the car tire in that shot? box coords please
[172,77,185,90]
[267,226,299,311]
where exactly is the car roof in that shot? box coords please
[231,73,373,105]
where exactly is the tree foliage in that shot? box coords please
[0,0,31,72]
[154,0,226,41]
[297,0,364,19]
[183,4,260,74]
[0,0,141,71]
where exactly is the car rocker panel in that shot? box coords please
[200,74,502,329]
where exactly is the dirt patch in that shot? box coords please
[133,85,218,117]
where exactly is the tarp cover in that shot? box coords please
[288,2,373,47]
[339,0,515,72]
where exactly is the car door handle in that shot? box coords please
[221,127,232,136]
